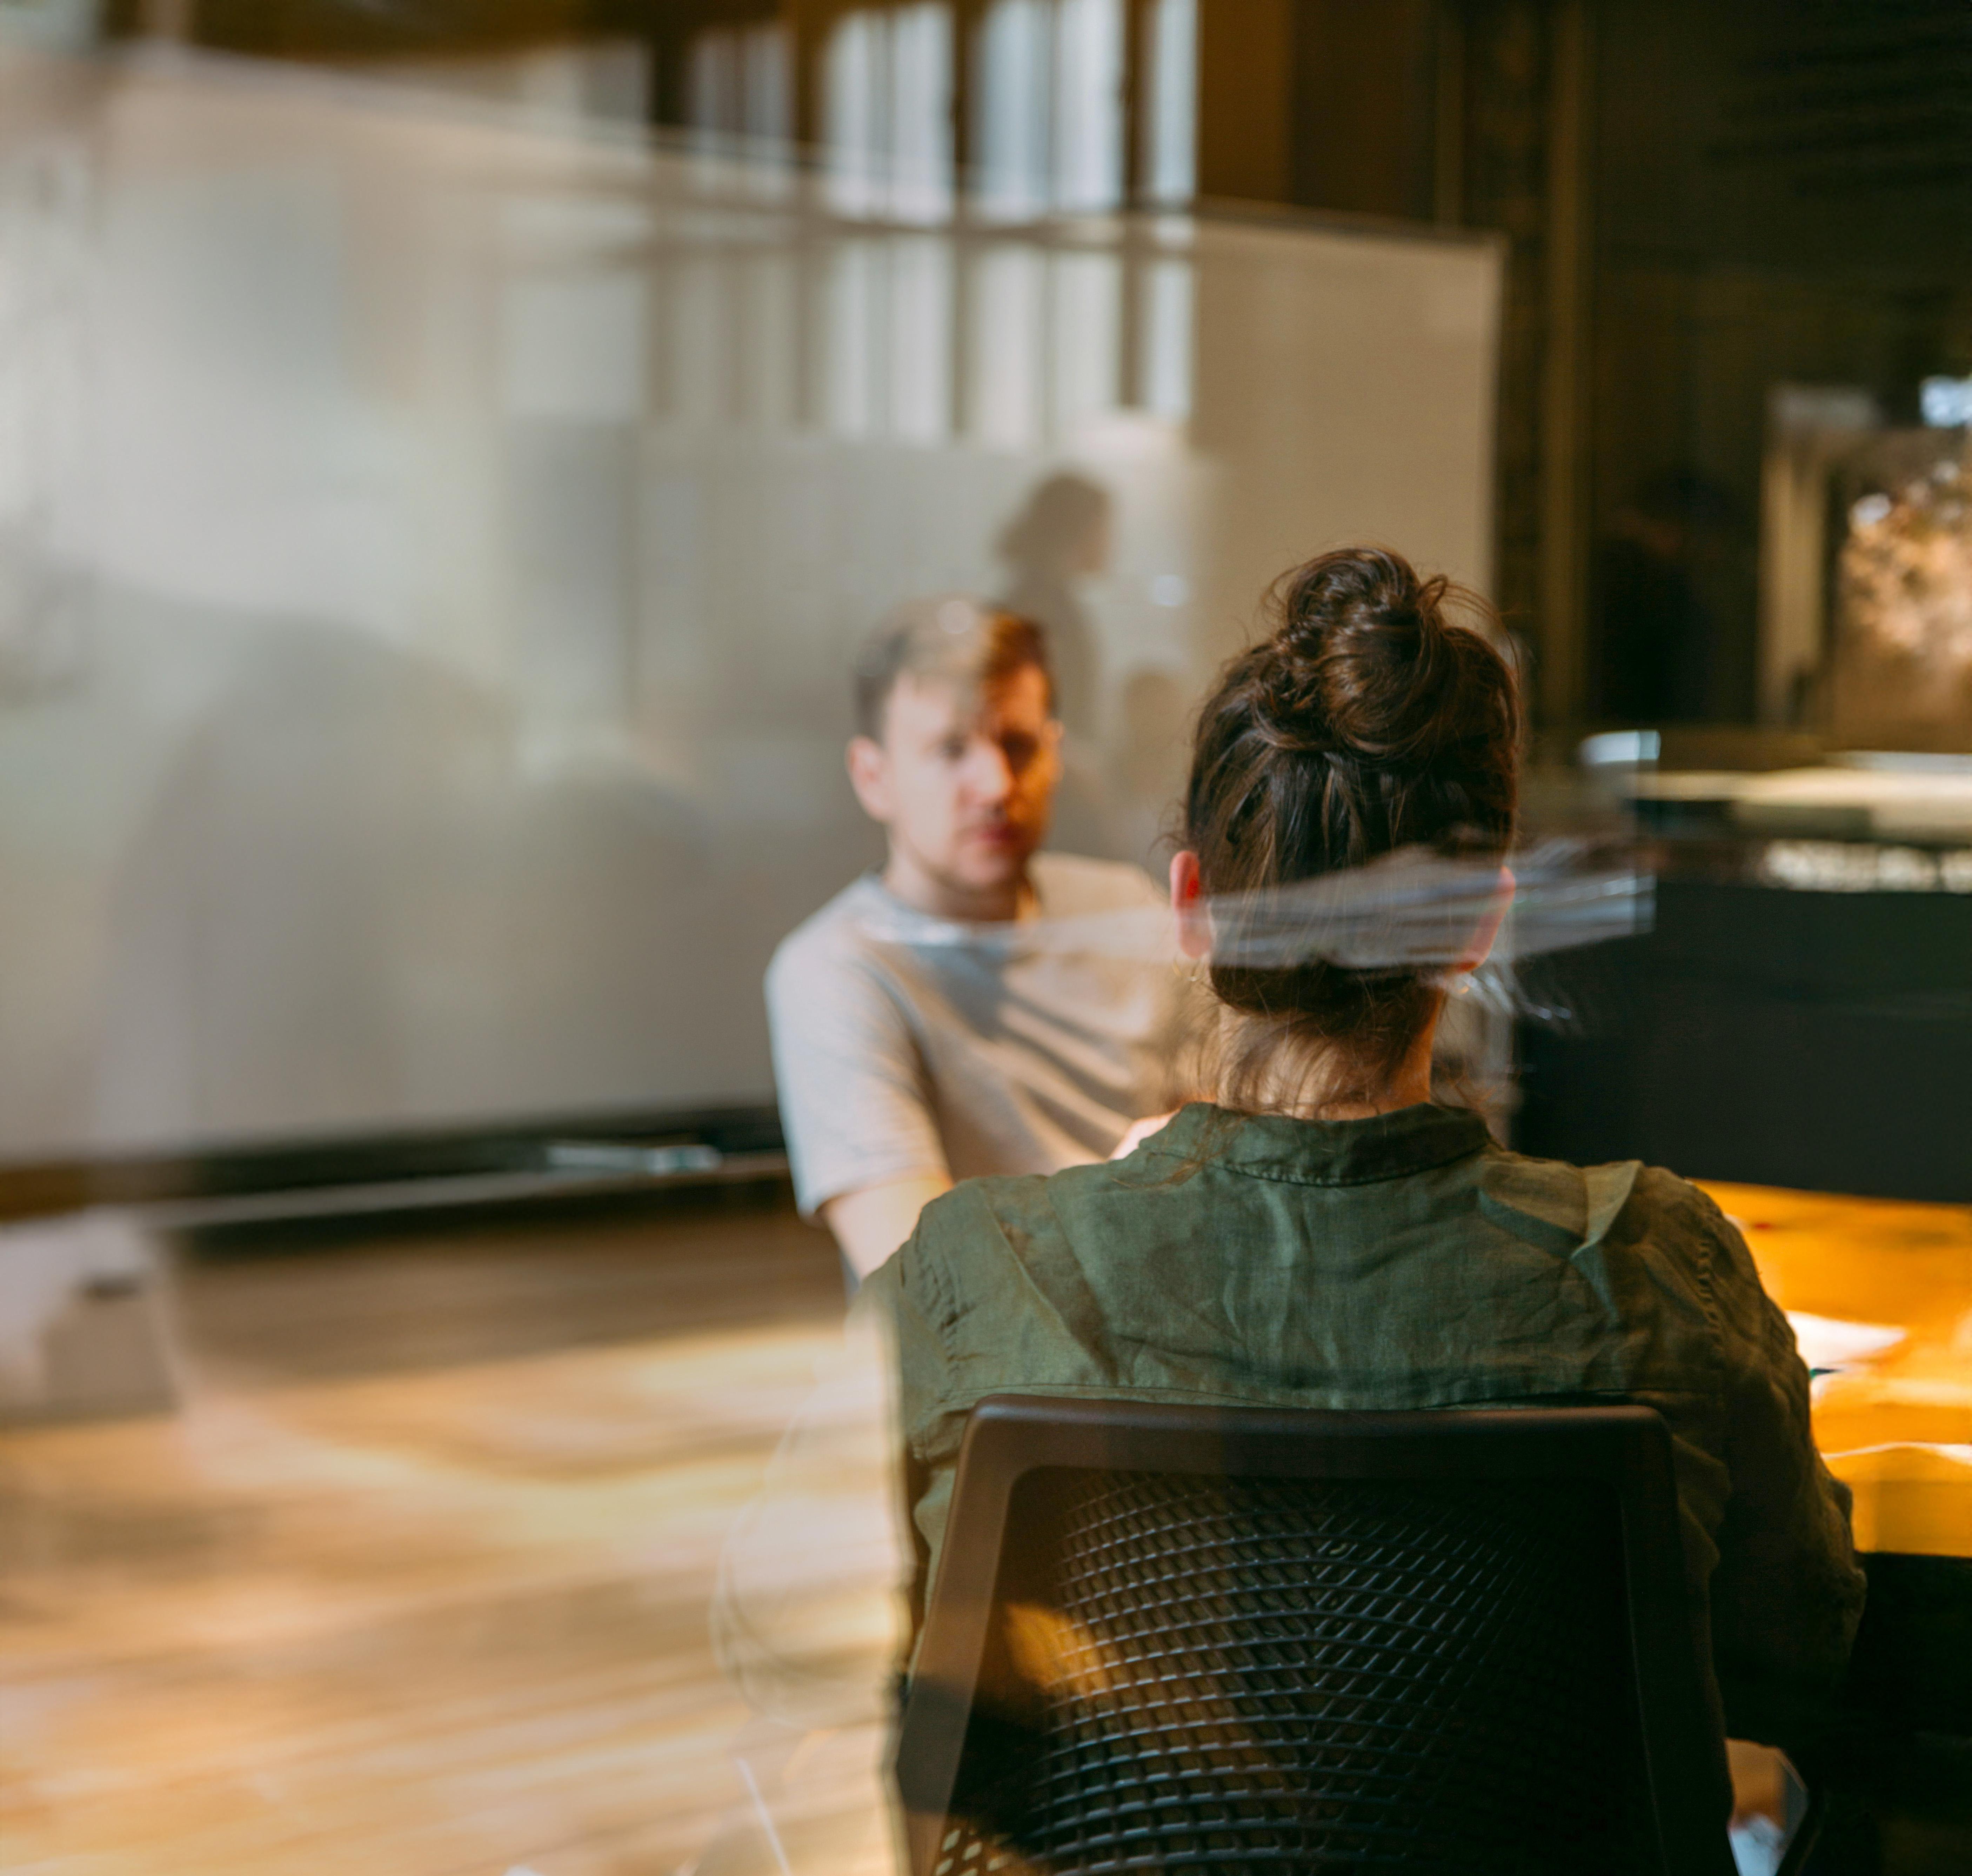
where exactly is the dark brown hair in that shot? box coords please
[853,598,1052,740]
[1183,546,1520,1108]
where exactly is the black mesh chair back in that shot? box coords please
[894,1399,1737,1876]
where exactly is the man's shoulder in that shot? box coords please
[1032,850,1163,915]
[768,876,887,978]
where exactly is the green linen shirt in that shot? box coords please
[862,1100,1867,1746]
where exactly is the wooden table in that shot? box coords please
[1700,1181,1972,1560]
[1701,1182,1972,1769]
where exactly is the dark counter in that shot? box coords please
[1515,868,1972,1202]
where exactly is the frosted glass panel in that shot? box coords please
[0,46,1500,1161]
[826,4,953,224]
[1142,0,1197,205]
[1054,0,1123,211]
[1051,251,1122,431]
[892,3,955,223]
[975,0,1052,220]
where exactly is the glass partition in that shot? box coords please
[0,42,1500,1161]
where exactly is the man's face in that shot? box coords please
[848,665,1061,908]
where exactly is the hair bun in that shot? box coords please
[1182,542,1520,1100]
[1264,547,1496,763]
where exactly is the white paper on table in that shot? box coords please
[1820,1441,1972,1467]
[1783,1311,1907,1374]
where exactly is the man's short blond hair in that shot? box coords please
[852,597,1054,740]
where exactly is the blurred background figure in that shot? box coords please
[993,471,1113,745]
[767,599,1196,1285]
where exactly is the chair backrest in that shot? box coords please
[894,1397,1734,1876]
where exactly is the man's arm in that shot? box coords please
[1110,1110,1178,1160]
[823,1172,952,1279]
[766,936,951,1257]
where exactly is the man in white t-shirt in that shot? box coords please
[766,599,1197,1280]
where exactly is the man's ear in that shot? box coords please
[1170,849,1211,960]
[846,735,894,824]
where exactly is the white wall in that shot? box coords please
[0,47,1500,1160]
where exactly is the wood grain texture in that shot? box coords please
[1702,1180,1972,1558]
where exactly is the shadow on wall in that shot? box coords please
[94,621,733,1147]
[995,471,1114,744]
[991,471,1197,876]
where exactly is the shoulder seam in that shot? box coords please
[1678,1176,1727,1341]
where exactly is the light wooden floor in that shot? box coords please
[0,1195,892,1876]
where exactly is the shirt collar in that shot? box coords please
[1144,1101,1492,1187]
[853,868,1045,948]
